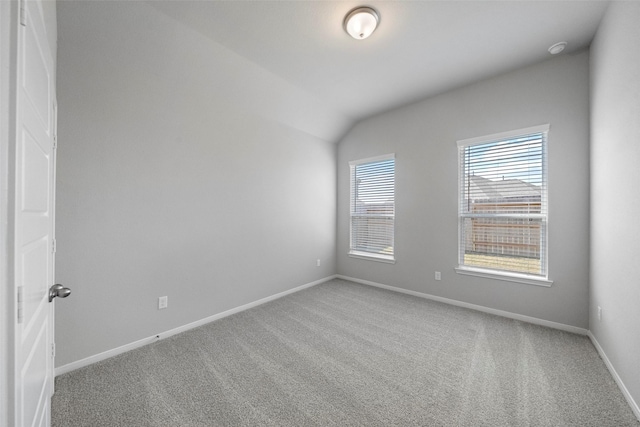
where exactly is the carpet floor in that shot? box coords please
[52,279,639,426]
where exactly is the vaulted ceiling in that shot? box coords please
[61,1,608,142]
[148,1,608,129]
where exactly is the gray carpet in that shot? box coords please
[52,279,639,426]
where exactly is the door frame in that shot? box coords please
[1,0,19,425]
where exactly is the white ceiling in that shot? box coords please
[148,0,609,126]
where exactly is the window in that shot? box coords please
[349,154,395,263]
[456,125,549,284]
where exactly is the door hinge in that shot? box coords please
[17,286,24,324]
[51,343,56,358]
[19,0,26,26]
[52,238,56,254]
[53,135,57,150]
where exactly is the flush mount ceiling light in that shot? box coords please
[344,7,379,40]
[548,41,567,55]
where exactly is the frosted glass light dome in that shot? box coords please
[344,7,379,40]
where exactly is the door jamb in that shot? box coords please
[1,1,19,425]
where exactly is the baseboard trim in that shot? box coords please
[55,275,337,377]
[588,332,640,421]
[336,275,589,336]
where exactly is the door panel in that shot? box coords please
[21,321,49,427]
[21,130,50,213]
[15,0,55,426]
[21,238,48,332]
[21,0,50,133]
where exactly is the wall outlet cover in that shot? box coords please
[159,296,168,310]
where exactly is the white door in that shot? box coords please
[14,0,57,426]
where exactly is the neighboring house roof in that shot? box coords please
[468,175,541,201]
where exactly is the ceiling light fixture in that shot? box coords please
[548,41,567,55]
[344,7,379,40]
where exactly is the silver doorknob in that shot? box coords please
[49,284,71,303]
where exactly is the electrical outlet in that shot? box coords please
[597,306,602,321]
[435,271,441,281]
[158,296,168,310]
[317,259,321,267]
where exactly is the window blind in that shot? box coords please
[458,126,548,277]
[349,154,395,262]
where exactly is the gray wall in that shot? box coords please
[590,1,640,411]
[337,52,591,329]
[55,2,337,367]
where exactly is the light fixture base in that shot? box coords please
[548,41,567,55]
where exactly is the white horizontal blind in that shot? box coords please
[458,126,548,277]
[350,154,395,261]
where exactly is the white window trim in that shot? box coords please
[456,124,550,148]
[349,153,395,263]
[455,266,553,287]
[349,251,396,264]
[456,125,551,285]
[348,153,396,167]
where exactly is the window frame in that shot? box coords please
[348,153,396,264]
[455,125,553,287]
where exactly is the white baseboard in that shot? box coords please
[336,275,589,336]
[55,275,337,377]
[588,332,640,421]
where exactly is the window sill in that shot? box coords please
[455,266,553,287]
[349,251,396,264]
